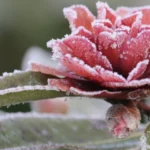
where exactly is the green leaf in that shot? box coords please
[0,113,143,149]
[0,71,69,107]
[0,85,67,107]
[0,71,52,89]
[143,123,150,150]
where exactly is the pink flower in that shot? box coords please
[30,2,150,137]
[31,2,150,101]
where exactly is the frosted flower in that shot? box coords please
[30,2,150,137]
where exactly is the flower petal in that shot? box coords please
[129,13,142,38]
[48,78,150,100]
[120,30,150,76]
[102,78,150,88]
[59,54,103,83]
[63,5,95,31]
[95,66,126,83]
[132,6,150,24]
[48,35,112,70]
[98,30,128,74]
[48,78,80,92]
[71,26,93,41]
[142,56,150,78]
[116,7,130,17]
[48,78,126,99]
[118,6,150,25]
[96,2,117,25]
[30,61,84,80]
[127,60,149,81]
[92,20,113,37]
[121,12,141,27]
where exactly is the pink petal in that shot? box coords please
[71,26,94,41]
[63,5,95,31]
[140,25,150,31]
[92,20,113,37]
[48,79,150,100]
[116,7,130,17]
[142,55,150,78]
[132,6,150,24]
[121,12,141,27]
[98,30,128,74]
[96,2,117,25]
[102,78,150,88]
[59,54,103,83]
[130,13,142,38]
[120,30,150,77]
[70,87,125,99]
[127,60,149,81]
[95,66,126,83]
[48,78,126,99]
[48,35,112,70]
[30,61,84,80]
[48,78,80,92]
[60,54,125,84]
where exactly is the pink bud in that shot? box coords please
[106,102,141,138]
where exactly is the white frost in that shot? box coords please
[127,59,149,81]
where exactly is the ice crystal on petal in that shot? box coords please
[63,5,95,31]
[127,60,149,81]
[96,2,117,24]
[95,66,126,83]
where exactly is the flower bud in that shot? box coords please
[106,102,141,138]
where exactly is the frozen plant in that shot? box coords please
[30,2,150,138]
[1,1,150,149]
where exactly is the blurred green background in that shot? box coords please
[0,0,150,112]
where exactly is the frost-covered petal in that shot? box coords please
[71,26,93,41]
[59,54,125,84]
[116,7,130,17]
[30,61,84,80]
[48,78,150,100]
[129,13,142,38]
[120,30,150,76]
[59,54,103,83]
[98,30,128,74]
[70,87,127,100]
[142,56,150,78]
[117,6,150,25]
[63,5,95,31]
[48,78,127,99]
[95,66,126,83]
[48,78,80,92]
[131,6,150,24]
[121,12,142,27]
[102,78,150,88]
[92,20,113,37]
[48,35,112,70]
[96,2,117,25]
[127,60,149,81]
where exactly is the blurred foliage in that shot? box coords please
[0,0,150,112]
